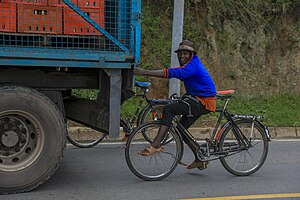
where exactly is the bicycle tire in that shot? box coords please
[125,121,183,181]
[137,103,165,125]
[218,119,268,176]
[67,127,106,148]
[138,103,174,144]
[120,117,132,135]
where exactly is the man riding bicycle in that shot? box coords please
[133,40,217,170]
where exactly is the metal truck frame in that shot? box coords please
[0,0,141,193]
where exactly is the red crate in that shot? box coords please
[77,0,104,8]
[3,0,48,5]
[48,0,77,7]
[0,2,17,33]
[17,4,62,34]
[63,6,104,35]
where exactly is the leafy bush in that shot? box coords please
[193,94,300,127]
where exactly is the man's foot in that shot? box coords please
[138,146,164,156]
[186,160,209,170]
[121,134,129,142]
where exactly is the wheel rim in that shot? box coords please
[0,110,44,171]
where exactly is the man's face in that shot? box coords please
[177,51,192,66]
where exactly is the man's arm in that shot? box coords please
[133,67,165,78]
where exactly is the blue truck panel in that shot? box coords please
[0,0,141,67]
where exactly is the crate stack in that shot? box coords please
[0,0,105,35]
[64,0,104,35]
[0,0,17,33]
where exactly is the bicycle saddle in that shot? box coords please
[135,81,151,88]
[216,90,235,98]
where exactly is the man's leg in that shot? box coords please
[152,99,210,149]
[144,100,191,150]
[179,99,209,150]
[151,124,170,148]
[178,100,211,169]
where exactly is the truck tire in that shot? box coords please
[0,86,66,194]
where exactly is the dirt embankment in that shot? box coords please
[141,0,300,99]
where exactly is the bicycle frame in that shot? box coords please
[125,92,270,180]
[170,96,269,162]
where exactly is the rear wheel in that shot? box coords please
[219,119,268,176]
[67,126,105,148]
[138,103,165,125]
[125,121,183,181]
[0,86,66,194]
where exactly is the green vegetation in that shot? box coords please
[124,94,300,127]
[72,89,98,100]
[138,0,300,127]
[120,96,147,118]
[227,95,300,127]
[73,89,300,127]
[142,0,300,94]
[205,0,296,28]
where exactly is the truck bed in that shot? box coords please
[0,0,141,68]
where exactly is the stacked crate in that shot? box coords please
[17,0,63,34]
[63,0,105,35]
[0,0,105,35]
[0,1,17,33]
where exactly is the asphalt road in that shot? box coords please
[4,139,300,200]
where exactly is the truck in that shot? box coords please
[0,0,141,194]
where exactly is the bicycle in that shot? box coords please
[67,81,170,148]
[125,90,271,180]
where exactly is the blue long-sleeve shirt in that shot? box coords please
[165,55,217,97]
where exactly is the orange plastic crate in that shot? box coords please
[63,6,104,35]
[5,0,48,5]
[48,0,77,7]
[0,2,17,33]
[77,0,104,8]
[17,4,62,34]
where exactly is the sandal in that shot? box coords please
[186,160,209,170]
[138,146,164,156]
[121,134,129,142]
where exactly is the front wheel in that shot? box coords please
[219,119,268,176]
[138,103,174,144]
[125,121,183,181]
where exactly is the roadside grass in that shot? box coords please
[194,94,300,127]
[72,89,299,127]
[122,94,300,127]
